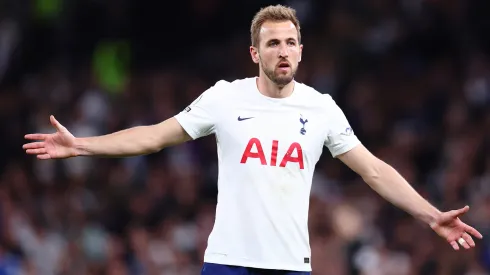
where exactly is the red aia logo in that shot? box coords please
[240,138,304,169]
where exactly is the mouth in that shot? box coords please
[277,61,291,72]
[278,61,290,68]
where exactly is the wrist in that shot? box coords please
[424,208,442,228]
[74,137,88,157]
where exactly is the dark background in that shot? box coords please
[1,0,490,274]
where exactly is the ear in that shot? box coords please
[250,46,260,64]
[299,44,303,62]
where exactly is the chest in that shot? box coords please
[215,101,327,167]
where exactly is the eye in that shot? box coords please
[269,41,278,47]
[288,41,296,46]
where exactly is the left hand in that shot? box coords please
[430,205,483,250]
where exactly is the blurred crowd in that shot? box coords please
[1,0,490,274]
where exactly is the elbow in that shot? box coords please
[140,140,162,155]
[147,141,163,154]
[362,172,380,186]
[361,159,385,185]
[147,146,161,154]
[145,126,165,154]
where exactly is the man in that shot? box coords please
[24,4,482,275]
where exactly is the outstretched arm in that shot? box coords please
[337,144,483,250]
[76,117,191,157]
[24,81,225,159]
[24,115,191,159]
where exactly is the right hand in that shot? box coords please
[23,115,78,159]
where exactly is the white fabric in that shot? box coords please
[174,77,360,271]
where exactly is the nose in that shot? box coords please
[278,44,289,58]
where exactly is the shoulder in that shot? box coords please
[205,78,254,96]
[229,77,257,94]
[192,78,254,109]
[204,79,230,96]
[212,77,256,89]
[295,81,336,107]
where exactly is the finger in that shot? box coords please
[37,154,51,160]
[24,134,47,140]
[462,233,475,248]
[458,237,471,249]
[450,240,459,250]
[23,142,45,150]
[26,148,47,155]
[465,225,483,239]
[448,205,470,218]
[50,115,65,131]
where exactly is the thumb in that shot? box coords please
[448,205,469,219]
[50,115,65,132]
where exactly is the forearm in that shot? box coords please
[363,161,441,225]
[75,125,161,157]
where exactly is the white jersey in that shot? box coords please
[174,77,360,271]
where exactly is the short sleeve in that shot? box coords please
[323,95,361,157]
[174,81,225,139]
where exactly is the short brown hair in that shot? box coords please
[250,5,301,47]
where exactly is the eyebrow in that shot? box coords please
[266,37,297,44]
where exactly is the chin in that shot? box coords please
[262,66,295,86]
[274,75,294,86]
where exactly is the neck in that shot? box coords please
[256,74,295,99]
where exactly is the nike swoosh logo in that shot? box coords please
[238,116,254,121]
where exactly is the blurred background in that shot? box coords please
[1,0,490,274]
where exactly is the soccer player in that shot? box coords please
[23,4,482,275]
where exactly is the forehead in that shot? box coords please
[259,20,298,41]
